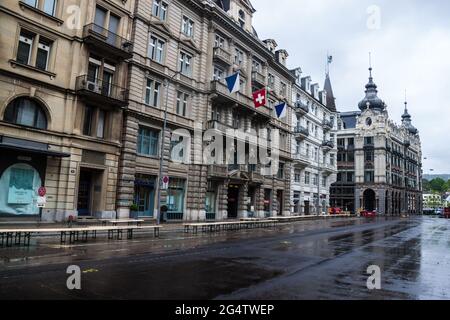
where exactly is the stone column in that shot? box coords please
[186,164,207,221]
[238,182,249,218]
[218,181,229,220]
[116,113,138,219]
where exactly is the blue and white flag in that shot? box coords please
[226,72,240,94]
[275,102,287,119]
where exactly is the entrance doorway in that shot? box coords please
[277,190,283,216]
[227,185,239,219]
[304,200,310,215]
[77,170,92,216]
[134,175,156,217]
[248,186,256,217]
[363,189,376,211]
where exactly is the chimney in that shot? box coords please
[263,39,278,53]
[311,83,319,99]
[301,76,311,92]
[320,90,327,105]
[275,49,288,66]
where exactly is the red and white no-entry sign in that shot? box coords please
[38,186,47,197]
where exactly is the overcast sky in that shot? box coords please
[252,0,450,174]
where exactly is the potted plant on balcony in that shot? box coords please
[130,203,139,219]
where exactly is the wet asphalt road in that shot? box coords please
[0,216,449,300]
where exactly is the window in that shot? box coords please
[148,35,165,63]
[280,82,287,96]
[167,179,185,216]
[144,79,161,107]
[24,0,58,17]
[294,171,301,183]
[179,51,192,76]
[364,171,374,183]
[182,16,194,37]
[213,66,225,81]
[214,34,225,48]
[137,126,159,156]
[4,98,47,130]
[277,163,285,179]
[305,172,310,185]
[234,48,244,66]
[347,172,354,182]
[36,38,51,70]
[365,136,374,145]
[17,31,34,65]
[176,92,189,117]
[268,73,275,88]
[43,0,57,16]
[238,9,245,28]
[152,0,168,21]
[82,106,106,138]
[313,174,318,186]
[322,175,327,187]
[83,106,93,136]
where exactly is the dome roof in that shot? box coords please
[358,68,386,111]
[402,102,418,135]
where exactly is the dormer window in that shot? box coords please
[238,10,245,29]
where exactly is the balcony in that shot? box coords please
[206,120,230,133]
[294,126,309,140]
[83,24,133,60]
[249,171,264,184]
[208,165,228,180]
[323,162,337,174]
[213,47,232,65]
[322,140,334,151]
[251,69,266,87]
[294,101,309,115]
[210,80,271,119]
[322,119,333,131]
[293,153,310,167]
[75,75,128,107]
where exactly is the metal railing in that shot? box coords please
[294,101,309,114]
[83,23,133,53]
[213,47,231,64]
[75,75,128,102]
[294,126,309,137]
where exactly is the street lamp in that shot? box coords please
[155,70,182,225]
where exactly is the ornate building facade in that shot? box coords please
[331,67,423,215]
[0,0,133,221]
[290,69,338,215]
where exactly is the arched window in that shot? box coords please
[4,97,47,129]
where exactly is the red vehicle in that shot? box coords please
[361,210,377,218]
[444,208,450,219]
[330,207,343,215]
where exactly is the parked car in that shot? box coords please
[361,210,377,218]
[435,208,443,216]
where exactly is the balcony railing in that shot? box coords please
[294,101,309,114]
[249,171,264,184]
[208,165,228,179]
[294,126,309,139]
[213,47,231,65]
[75,75,128,104]
[293,153,310,166]
[251,69,266,86]
[322,140,335,149]
[83,24,133,59]
[322,119,333,130]
[210,80,271,118]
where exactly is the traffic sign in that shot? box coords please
[38,186,46,197]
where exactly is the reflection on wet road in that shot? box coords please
[0,217,449,300]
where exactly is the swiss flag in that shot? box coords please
[252,88,267,108]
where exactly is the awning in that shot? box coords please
[0,136,70,158]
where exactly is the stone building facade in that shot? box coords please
[115,0,294,221]
[0,0,133,221]
[290,69,338,215]
[331,67,423,215]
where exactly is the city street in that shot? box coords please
[0,216,449,300]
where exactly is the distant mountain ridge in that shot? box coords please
[423,174,450,181]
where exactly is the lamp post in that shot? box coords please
[155,71,181,225]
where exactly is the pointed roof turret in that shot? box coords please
[324,74,336,112]
[402,99,418,135]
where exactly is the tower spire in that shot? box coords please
[369,52,373,79]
